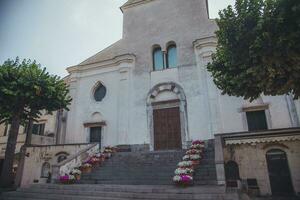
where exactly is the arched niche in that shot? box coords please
[147,82,189,151]
[41,162,51,178]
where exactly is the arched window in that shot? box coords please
[41,162,50,178]
[153,47,164,71]
[167,44,177,68]
[225,161,240,188]
[94,83,107,102]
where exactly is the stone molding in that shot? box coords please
[67,54,136,74]
[193,36,217,58]
[121,0,155,12]
[146,82,189,151]
[225,134,300,145]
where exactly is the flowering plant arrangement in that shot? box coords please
[173,175,193,186]
[178,161,193,168]
[183,154,201,161]
[81,163,92,168]
[189,154,201,160]
[70,169,81,180]
[79,163,92,173]
[192,140,204,145]
[103,146,118,154]
[191,143,204,150]
[86,157,101,165]
[174,168,194,175]
[70,169,81,175]
[186,149,202,155]
[59,175,75,184]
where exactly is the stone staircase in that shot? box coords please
[79,139,217,185]
[194,139,217,185]
[0,140,241,200]
[79,150,185,185]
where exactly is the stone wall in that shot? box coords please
[0,134,55,158]
[223,140,300,196]
[20,143,92,187]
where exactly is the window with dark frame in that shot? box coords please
[94,83,107,102]
[167,45,177,68]
[3,123,8,136]
[153,43,177,71]
[32,123,45,135]
[246,110,268,131]
[153,47,164,71]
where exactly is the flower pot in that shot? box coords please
[192,160,200,167]
[80,167,92,173]
[60,179,75,184]
[74,174,81,181]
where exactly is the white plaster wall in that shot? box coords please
[63,0,299,148]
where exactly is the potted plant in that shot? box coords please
[189,154,201,166]
[70,169,82,180]
[89,156,101,167]
[59,175,76,184]
[178,161,193,169]
[79,163,92,173]
[174,167,194,176]
[173,175,193,187]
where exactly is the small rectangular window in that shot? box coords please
[246,110,268,131]
[3,123,9,136]
[32,123,45,135]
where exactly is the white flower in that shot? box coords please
[173,175,181,182]
[175,168,194,175]
[183,155,190,161]
[71,169,81,175]
[178,161,193,167]
[190,154,201,160]
[68,175,75,180]
[191,144,205,149]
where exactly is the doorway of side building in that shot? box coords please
[266,149,294,196]
[153,106,182,150]
[90,127,102,148]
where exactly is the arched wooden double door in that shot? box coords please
[266,149,294,196]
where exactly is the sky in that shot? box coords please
[0,0,234,77]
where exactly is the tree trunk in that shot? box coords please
[15,119,33,187]
[0,115,21,188]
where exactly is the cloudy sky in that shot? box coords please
[0,0,234,77]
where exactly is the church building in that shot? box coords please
[62,0,300,151]
[1,0,299,198]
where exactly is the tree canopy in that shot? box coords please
[207,0,300,101]
[0,58,71,187]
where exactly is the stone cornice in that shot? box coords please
[217,128,300,145]
[193,36,217,58]
[66,54,136,74]
[120,0,155,12]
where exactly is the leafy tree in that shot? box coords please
[0,58,71,187]
[207,0,300,101]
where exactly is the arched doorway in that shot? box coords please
[266,149,294,196]
[225,161,240,188]
[147,82,188,151]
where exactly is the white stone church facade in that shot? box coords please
[59,0,300,152]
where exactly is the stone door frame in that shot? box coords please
[147,82,189,151]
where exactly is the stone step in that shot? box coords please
[0,184,239,200]
[29,184,225,194]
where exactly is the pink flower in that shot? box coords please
[180,175,193,183]
[59,175,69,181]
[192,140,204,145]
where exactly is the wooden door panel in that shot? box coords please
[153,107,182,150]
